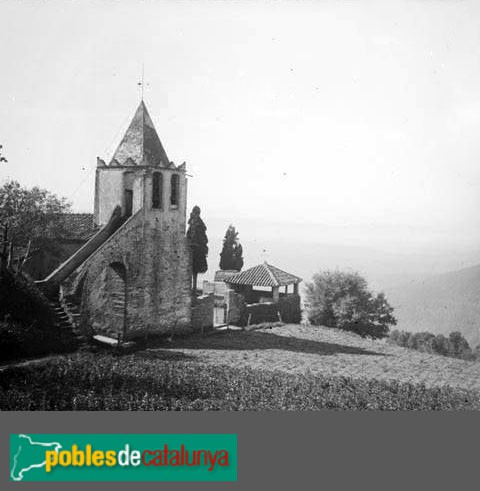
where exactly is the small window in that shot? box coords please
[170,174,180,207]
[152,172,163,209]
[124,190,133,217]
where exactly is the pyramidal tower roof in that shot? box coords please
[109,100,170,167]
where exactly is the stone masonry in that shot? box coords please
[53,101,192,340]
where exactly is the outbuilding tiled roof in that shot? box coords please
[214,270,239,282]
[225,262,302,287]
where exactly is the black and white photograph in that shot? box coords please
[2,0,480,412]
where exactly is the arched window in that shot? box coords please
[170,174,180,207]
[152,172,163,209]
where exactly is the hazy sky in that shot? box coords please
[2,0,480,254]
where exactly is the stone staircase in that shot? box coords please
[47,291,88,347]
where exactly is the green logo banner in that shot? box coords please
[10,434,237,482]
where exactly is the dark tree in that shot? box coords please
[388,329,474,360]
[186,205,208,292]
[305,270,396,339]
[447,331,471,358]
[219,225,244,271]
[0,180,71,272]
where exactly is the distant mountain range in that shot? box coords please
[385,265,480,348]
[199,224,480,347]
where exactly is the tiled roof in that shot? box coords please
[214,270,240,282]
[225,262,302,287]
[109,100,170,167]
[52,213,97,240]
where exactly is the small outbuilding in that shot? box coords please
[224,262,302,304]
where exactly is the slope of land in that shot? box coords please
[159,324,480,391]
[386,264,480,347]
[2,324,479,410]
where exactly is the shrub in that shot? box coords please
[305,270,396,339]
[0,270,53,326]
[0,270,75,362]
[389,329,476,361]
[0,318,75,362]
[278,294,302,324]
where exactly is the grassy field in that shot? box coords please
[163,324,480,391]
[1,324,480,410]
[1,351,479,410]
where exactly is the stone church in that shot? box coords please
[37,101,192,340]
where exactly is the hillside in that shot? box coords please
[0,270,76,361]
[2,324,480,410]
[198,216,480,292]
[386,264,480,348]
[160,324,480,391]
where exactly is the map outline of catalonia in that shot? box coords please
[10,434,62,481]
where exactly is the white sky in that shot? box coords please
[1,0,480,254]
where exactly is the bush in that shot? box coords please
[0,318,75,362]
[389,330,477,361]
[0,270,75,362]
[305,270,396,339]
[278,294,302,324]
[0,270,53,326]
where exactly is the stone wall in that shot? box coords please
[202,281,246,325]
[64,207,192,340]
[191,294,214,331]
[236,294,302,326]
[202,280,228,307]
[94,168,125,226]
[225,290,246,324]
[95,166,189,229]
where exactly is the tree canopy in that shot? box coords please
[305,270,396,339]
[0,180,71,269]
[389,329,477,360]
[186,205,208,291]
[219,225,244,271]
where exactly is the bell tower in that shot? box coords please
[78,100,192,338]
[94,100,187,228]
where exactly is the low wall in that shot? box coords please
[191,294,214,331]
[225,290,246,324]
[202,282,246,324]
[236,294,302,326]
[202,281,228,307]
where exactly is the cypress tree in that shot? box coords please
[186,206,208,292]
[219,225,244,271]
